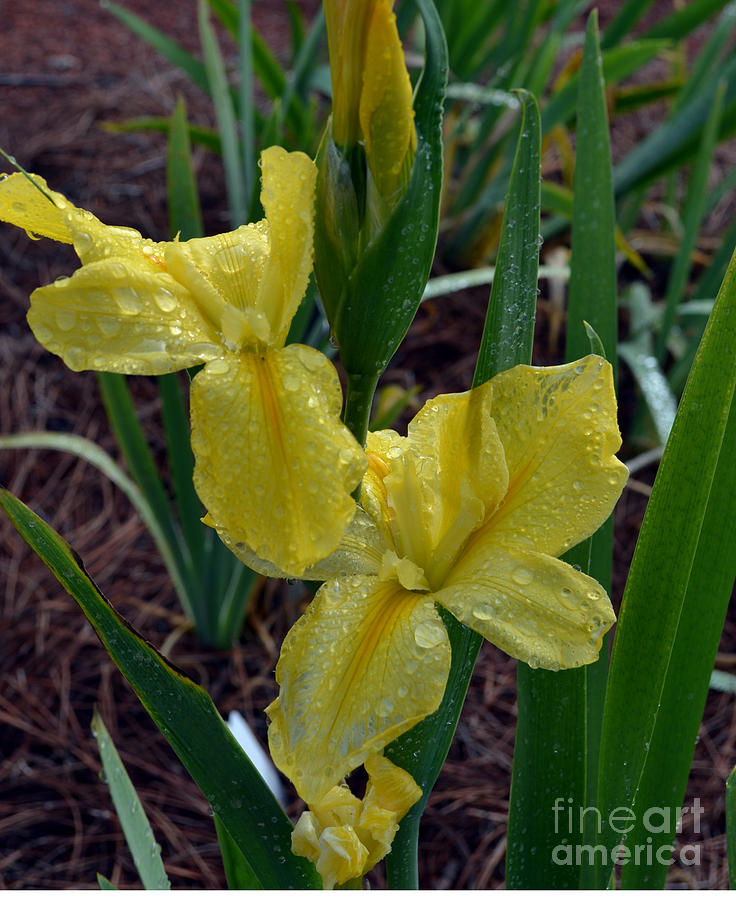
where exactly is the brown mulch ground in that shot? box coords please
[1,0,735,890]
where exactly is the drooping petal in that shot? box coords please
[371,383,509,589]
[26,259,222,374]
[254,146,317,347]
[436,544,616,670]
[266,575,450,804]
[0,172,72,242]
[470,356,628,558]
[190,343,365,576]
[209,505,385,582]
[0,172,165,267]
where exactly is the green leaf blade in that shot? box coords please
[92,710,171,890]
[0,490,319,889]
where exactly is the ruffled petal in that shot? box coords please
[190,344,365,576]
[255,146,317,347]
[26,259,222,374]
[436,544,616,671]
[266,576,450,804]
[471,356,628,558]
[369,382,509,588]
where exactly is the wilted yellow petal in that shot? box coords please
[437,544,616,670]
[190,344,365,577]
[0,172,72,243]
[370,383,509,589]
[266,575,450,804]
[469,356,628,559]
[255,146,317,347]
[359,0,416,205]
[27,258,222,374]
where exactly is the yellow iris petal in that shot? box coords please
[267,576,450,805]
[374,382,509,588]
[359,0,417,205]
[256,145,317,346]
[472,355,628,558]
[437,545,616,671]
[190,345,365,576]
[0,172,72,242]
[26,259,221,374]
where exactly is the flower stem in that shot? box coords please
[343,372,380,447]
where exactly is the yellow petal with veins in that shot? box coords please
[26,258,221,374]
[190,344,366,577]
[437,544,616,670]
[469,356,628,559]
[266,576,449,804]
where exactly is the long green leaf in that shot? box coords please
[166,99,204,241]
[596,245,736,887]
[92,710,171,890]
[728,766,736,889]
[0,431,191,615]
[507,13,617,888]
[641,0,732,40]
[198,0,247,226]
[0,489,319,890]
[384,90,540,891]
[619,378,736,888]
[655,80,725,361]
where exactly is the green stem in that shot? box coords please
[342,372,380,446]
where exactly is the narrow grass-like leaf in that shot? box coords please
[614,59,736,198]
[0,431,190,613]
[0,489,319,889]
[601,0,655,48]
[238,0,255,209]
[641,0,732,40]
[619,384,736,889]
[92,710,170,890]
[728,766,736,889]
[596,246,736,888]
[422,264,569,300]
[96,372,191,583]
[102,1,210,93]
[166,99,204,242]
[101,117,222,154]
[385,90,540,891]
[655,81,725,361]
[198,0,246,226]
[97,874,117,890]
[507,14,617,888]
[618,343,677,444]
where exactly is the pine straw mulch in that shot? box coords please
[2,0,736,890]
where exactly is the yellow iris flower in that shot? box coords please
[257,355,627,885]
[0,148,366,575]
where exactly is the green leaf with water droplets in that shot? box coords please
[0,489,320,889]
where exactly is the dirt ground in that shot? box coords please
[1,0,735,890]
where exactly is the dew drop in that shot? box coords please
[414,621,444,649]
